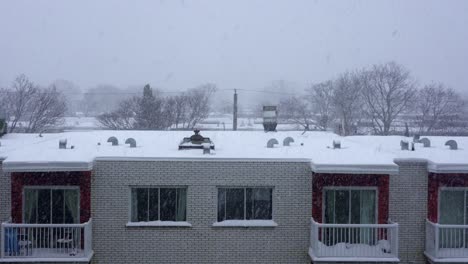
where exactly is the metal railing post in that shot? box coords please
[1,222,5,258]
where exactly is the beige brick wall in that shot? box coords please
[390,159,428,264]
[91,160,312,264]
[0,161,11,222]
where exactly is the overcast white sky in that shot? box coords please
[0,0,467,93]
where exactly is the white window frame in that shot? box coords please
[22,186,80,224]
[438,187,468,224]
[322,186,379,224]
[127,186,191,227]
[214,186,277,227]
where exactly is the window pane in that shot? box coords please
[160,188,177,221]
[133,188,148,222]
[176,188,187,221]
[148,189,159,221]
[246,188,272,220]
[324,190,335,224]
[335,190,350,224]
[64,189,79,223]
[52,189,64,224]
[226,188,244,220]
[37,189,51,224]
[218,188,226,222]
[24,189,37,224]
[360,190,376,224]
[440,190,464,225]
[350,190,361,224]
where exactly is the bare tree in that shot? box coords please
[6,74,37,132]
[279,96,314,132]
[416,83,465,133]
[307,80,335,131]
[184,84,216,129]
[361,62,416,135]
[2,75,67,133]
[96,97,137,130]
[25,85,67,133]
[172,94,188,129]
[332,72,364,136]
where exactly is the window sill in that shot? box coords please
[126,221,192,227]
[212,220,278,228]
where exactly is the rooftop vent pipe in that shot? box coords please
[107,136,118,146]
[178,130,215,150]
[445,140,458,150]
[202,143,211,154]
[400,140,409,150]
[125,138,137,148]
[267,138,279,148]
[419,138,431,148]
[59,139,67,149]
[283,137,294,146]
[333,140,341,149]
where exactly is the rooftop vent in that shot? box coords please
[267,138,279,148]
[400,140,409,150]
[178,130,215,150]
[333,140,341,149]
[413,134,420,143]
[445,140,458,150]
[125,138,137,148]
[419,138,431,148]
[59,139,67,149]
[283,137,294,146]
[107,136,118,146]
[202,143,211,154]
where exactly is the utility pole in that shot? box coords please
[233,89,238,131]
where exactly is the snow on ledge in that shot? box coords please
[126,221,192,227]
[212,220,278,227]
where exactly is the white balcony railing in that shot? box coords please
[309,218,399,262]
[425,220,468,261]
[1,219,93,262]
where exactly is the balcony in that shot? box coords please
[0,219,93,262]
[425,220,468,262]
[309,218,399,262]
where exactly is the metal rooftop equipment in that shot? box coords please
[400,140,409,150]
[263,106,278,132]
[125,138,137,148]
[107,137,119,146]
[267,138,279,148]
[333,140,341,149]
[59,139,67,149]
[413,134,420,143]
[283,137,294,146]
[419,138,431,148]
[445,140,458,150]
[178,130,215,150]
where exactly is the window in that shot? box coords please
[131,187,187,222]
[324,188,376,224]
[439,189,468,248]
[217,187,272,222]
[323,188,377,245]
[23,187,79,224]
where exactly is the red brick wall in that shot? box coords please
[427,173,468,222]
[11,171,92,223]
[312,173,389,224]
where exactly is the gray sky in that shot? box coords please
[1,0,467,93]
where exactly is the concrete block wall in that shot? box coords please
[91,160,312,264]
[390,159,428,264]
[0,161,11,222]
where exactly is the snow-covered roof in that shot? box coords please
[0,131,467,173]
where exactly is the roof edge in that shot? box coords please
[311,163,398,174]
[2,161,93,172]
